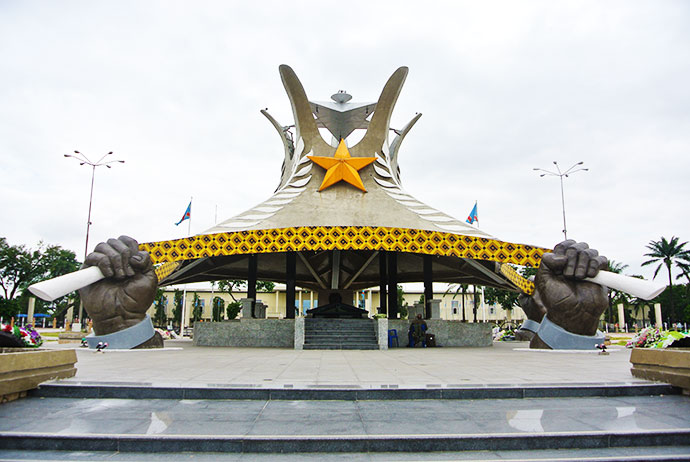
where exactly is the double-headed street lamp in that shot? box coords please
[533,161,588,240]
[64,151,125,261]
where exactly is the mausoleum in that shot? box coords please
[141,65,547,348]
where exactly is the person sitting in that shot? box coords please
[409,314,427,347]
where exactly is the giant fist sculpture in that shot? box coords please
[79,236,163,349]
[528,240,608,349]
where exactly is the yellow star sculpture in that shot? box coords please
[308,139,376,192]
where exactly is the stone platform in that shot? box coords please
[1,341,689,460]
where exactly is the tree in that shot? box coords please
[396,284,408,319]
[212,296,225,322]
[191,293,203,322]
[216,279,276,301]
[226,301,242,320]
[0,238,80,319]
[642,236,690,318]
[152,288,167,327]
[483,286,519,321]
[171,289,183,327]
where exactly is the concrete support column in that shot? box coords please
[27,297,35,325]
[367,290,373,315]
[429,299,441,319]
[423,255,433,319]
[298,290,303,317]
[285,252,296,319]
[378,251,387,315]
[377,317,388,350]
[387,251,398,319]
[310,291,314,311]
[294,316,304,350]
[240,298,254,319]
[247,254,258,318]
[654,303,662,328]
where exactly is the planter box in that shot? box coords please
[58,332,83,344]
[0,348,77,403]
[630,348,690,393]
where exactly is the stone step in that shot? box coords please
[30,383,680,401]
[2,429,689,454]
[303,344,379,350]
[305,332,376,338]
[304,327,374,334]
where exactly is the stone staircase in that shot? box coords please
[2,383,689,459]
[303,318,379,350]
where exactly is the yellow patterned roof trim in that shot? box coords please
[498,263,536,295]
[139,226,549,268]
[154,261,181,282]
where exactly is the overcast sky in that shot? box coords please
[1,0,689,283]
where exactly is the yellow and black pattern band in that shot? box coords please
[140,226,548,268]
[499,263,536,295]
[153,261,181,282]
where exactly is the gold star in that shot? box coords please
[308,139,376,192]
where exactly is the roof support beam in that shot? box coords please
[462,258,508,287]
[343,251,379,290]
[297,252,327,290]
[331,249,341,289]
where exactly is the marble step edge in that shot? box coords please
[1,429,689,454]
[28,382,681,401]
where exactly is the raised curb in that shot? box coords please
[29,382,680,400]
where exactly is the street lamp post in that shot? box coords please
[64,151,125,323]
[533,161,588,240]
[64,151,125,260]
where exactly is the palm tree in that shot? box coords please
[641,236,690,316]
[444,283,469,321]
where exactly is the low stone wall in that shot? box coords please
[630,348,690,393]
[0,348,77,403]
[387,320,492,348]
[194,319,295,348]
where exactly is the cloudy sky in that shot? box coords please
[1,0,689,282]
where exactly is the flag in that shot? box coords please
[175,202,191,226]
[466,202,478,224]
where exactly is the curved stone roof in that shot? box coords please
[203,65,491,239]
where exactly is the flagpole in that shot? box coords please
[181,196,192,337]
[474,200,478,227]
[187,196,193,237]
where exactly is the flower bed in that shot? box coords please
[626,327,690,349]
[493,327,516,341]
[1,323,42,347]
[628,327,690,392]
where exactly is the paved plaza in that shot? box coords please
[42,339,641,388]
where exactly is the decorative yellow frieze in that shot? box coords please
[140,226,549,268]
[498,263,536,295]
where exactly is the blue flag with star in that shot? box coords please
[466,202,478,224]
[175,201,191,226]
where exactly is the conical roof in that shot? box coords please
[204,66,487,237]
[143,65,546,291]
